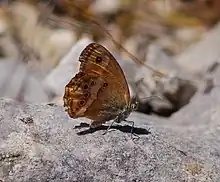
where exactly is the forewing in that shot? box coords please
[79,43,130,104]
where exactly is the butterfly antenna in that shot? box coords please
[140,95,164,102]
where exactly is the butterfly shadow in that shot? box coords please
[74,122,151,136]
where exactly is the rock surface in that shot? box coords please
[0,60,48,103]
[175,22,220,75]
[0,82,220,182]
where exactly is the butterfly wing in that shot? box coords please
[79,43,130,103]
[63,43,130,125]
[64,73,105,119]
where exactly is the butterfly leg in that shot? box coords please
[102,119,116,135]
[124,119,140,140]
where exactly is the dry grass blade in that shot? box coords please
[42,1,168,78]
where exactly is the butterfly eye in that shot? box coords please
[103,83,108,87]
[90,81,95,86]
[79,100,86,106]
[96,56,102,63]
[83,84,89,89]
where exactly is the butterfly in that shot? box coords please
[63,43,139,136]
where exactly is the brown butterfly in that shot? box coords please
[63,43,138,136]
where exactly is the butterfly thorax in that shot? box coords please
[115,96,138,123]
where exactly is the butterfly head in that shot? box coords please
[129,96,139,111]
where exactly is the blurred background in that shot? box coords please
[0,0,220,117]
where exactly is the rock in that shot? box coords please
[135,22,220,116]
[171,58,220,125]
[91,0,121,15]
[153,76,197,116]
[23,73,49,103]
[0,60,26,100]
[175,22,220,75]
[0,94,220,181]
[132,43,197,116]
[0,60,48,103]
[174,27,205,50]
